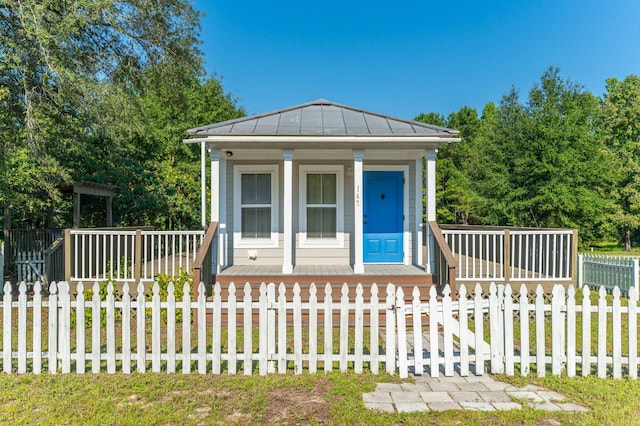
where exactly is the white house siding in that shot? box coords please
[226,159,421,268]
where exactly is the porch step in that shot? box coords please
[197,272,436,327]
[211,273,434,299]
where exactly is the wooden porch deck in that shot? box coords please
[211,264,436,299]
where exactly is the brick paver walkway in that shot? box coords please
[364,371,588,413]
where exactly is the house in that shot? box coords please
[2,100,578,294]
[184,99,460,292]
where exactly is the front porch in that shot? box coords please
[214,263,433,299]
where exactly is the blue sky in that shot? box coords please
[195,0,640,120]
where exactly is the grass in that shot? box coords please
[3,284,640,423]
[582,240,640,256]
[1,371,640,424]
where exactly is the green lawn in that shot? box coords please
[582,240,640,256]
[0,371,638,425]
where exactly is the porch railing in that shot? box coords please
[65,228,205,284]
[44,237,65,284]
[439,225,578,285]
[193,222,218,289]
[426,222,457,296]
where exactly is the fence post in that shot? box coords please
[59,282,71,374]
[3,282,12,372]
[489,282,505,374]
[48,282,59,374]
[503,230,511,285]
[551,285,565,376]
[0,241,4,291]
[570,229,579,285]
[64,229,71,283]
[634,258,640,302]
[577,254,584,288]
[134,229,142,283]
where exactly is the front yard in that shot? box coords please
[0,371,638,424]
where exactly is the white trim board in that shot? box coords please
[298,165,345,249]
[233,164,280,248]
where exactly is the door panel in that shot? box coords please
[363,171,403,263]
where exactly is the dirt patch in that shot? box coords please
[251,377,332,424]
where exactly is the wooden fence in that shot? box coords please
[4,228,63,276]
[578,253,639,295]
[2,280,640,379]
[15,251,45,284]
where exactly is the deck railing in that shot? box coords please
[426,222,457,296]
[193,222,218,289]
[44,237,65,284]
[439,225,578,284]
[65,228,205,284]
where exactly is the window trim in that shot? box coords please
[234,165,279,248]
[299,165,344,248]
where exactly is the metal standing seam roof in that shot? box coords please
[187,99,459,137]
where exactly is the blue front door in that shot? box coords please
[363,171,403,263]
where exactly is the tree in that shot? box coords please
[439,106,480,224]
[462,68,614,243]
[0,0,203,226]
[522,68,614,242]
[600,75,640,250]
[469,90,531,226]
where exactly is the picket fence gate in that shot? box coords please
[15,251,45,284]
[1,280,640,379]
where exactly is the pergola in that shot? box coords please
[70,182,116,228]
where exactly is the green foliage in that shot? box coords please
[153,270,193,323]
[73,280,122,329]
[600,75,640,250]
[72,271,192,328]
[426,67,618,245]
[0,1,243,230]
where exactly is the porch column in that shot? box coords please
[209,149,221,222]
[415,156,424,267]
[106,196,113,227]
[353,150,364,274]
[425,149,437,273]
[282,149,294,274]
[219,156,228,269]
[200,141,207,228]
[73,191,81,228]
[209,149,222,273]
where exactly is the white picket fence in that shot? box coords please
[1,280,639,378]
[578,253,639,295]
[0,243,3,294]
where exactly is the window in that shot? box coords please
[234,165,279,247]
[241,173,271,238]
[306,173,336,238]
[299,165,343,247]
